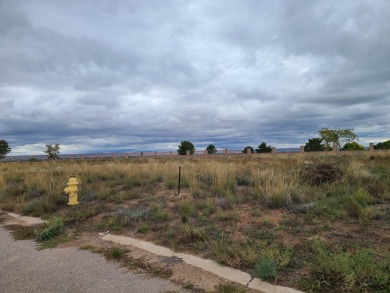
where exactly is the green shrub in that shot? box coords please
[254,257,278,280]
[342,142,365,151]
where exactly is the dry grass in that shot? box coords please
[1,151,390,292]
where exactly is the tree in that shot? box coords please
[0,140,11,160]
[304,138,326,152]
[374,140,390,150]
[255,142,272,153]
[342,142,365,151]
[206,144,217,154]
[177,141,195,155]
[318,128,358,149]
[44,144,60,159]
[242,146,254,153]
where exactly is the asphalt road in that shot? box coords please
[0,227,184,293]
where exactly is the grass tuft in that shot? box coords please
[34,217,64,241]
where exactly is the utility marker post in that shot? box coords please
[178,166,181,195]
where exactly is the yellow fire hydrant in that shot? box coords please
[64,176,79,206]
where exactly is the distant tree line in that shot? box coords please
[305,129,390,151]
[1,135,390,161]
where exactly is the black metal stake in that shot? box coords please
[178,166,181,195]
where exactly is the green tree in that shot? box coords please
[342,142,365,151]
[177,141,195,155]
[44,144,60,159]
[242,146,254,153]
[206,144,217,154]
[255,142,272,153]
[0,140,11,160]
[318,128,358,149]
[304,138,326,152]
[374,140,390,149]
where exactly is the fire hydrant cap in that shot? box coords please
[68,177,79,185]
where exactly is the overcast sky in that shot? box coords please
[1,0,389,155]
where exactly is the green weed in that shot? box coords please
[35,217,64,241]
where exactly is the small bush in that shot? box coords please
[301,163,343,185]
[35,217,64,241]
[254,257,278,280]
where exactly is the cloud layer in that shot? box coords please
[1,0,389,155]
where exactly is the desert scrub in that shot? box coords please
[299,239,390,293]
[300,163,343,185]
[63,205,99,224]
[106,207,149,230]
[208,233,293,271]
[149,204,170,222]
[22,196,60,217]
[306,188,380,221]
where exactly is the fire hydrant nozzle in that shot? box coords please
[64,176,79,206]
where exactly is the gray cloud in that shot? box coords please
[1,0,389,155]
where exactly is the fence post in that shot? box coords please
[272,147,276,154]
[186,150,190,156]
[204,150,208,155]
[154,151,157,157]
[141,152,144,157]
[300,146,305,153]
[246,148,251,155]
[332,144,338,152]
[369,143,374,151]
[224,149,228,155]
[170,151,172,156]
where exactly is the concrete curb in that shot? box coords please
[102,234,304,293]
[6,212,45,225]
